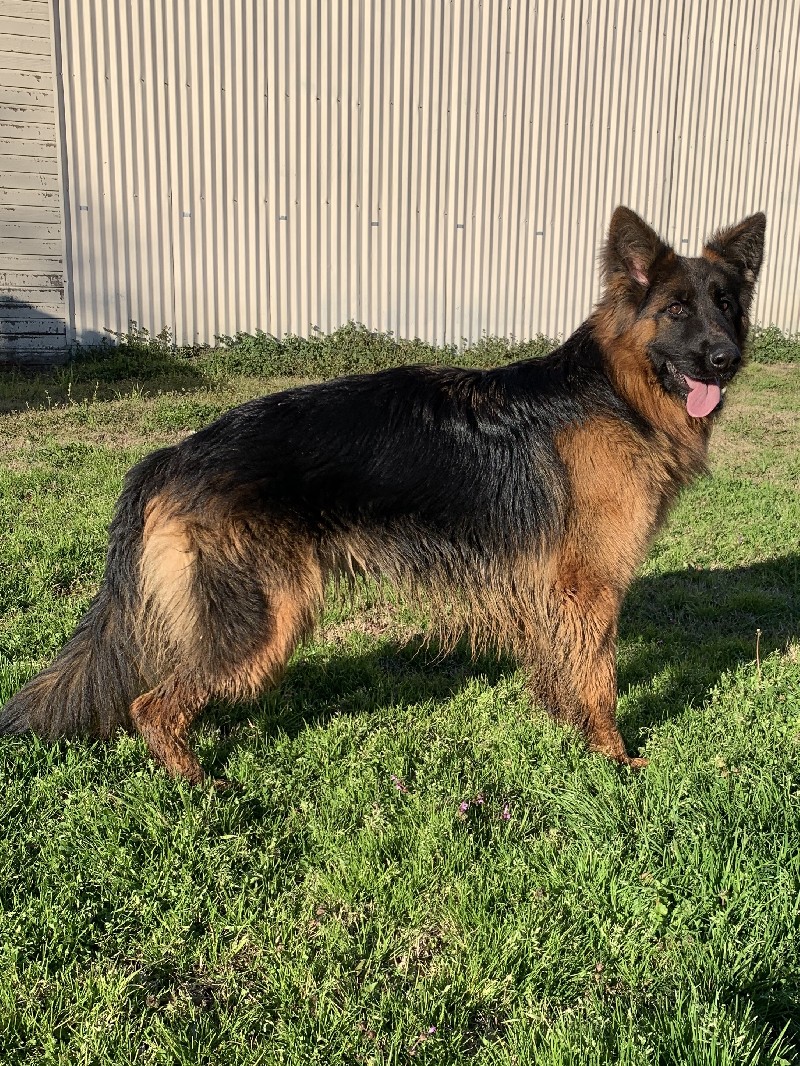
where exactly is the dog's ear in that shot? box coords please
[601,207,673,295]
[703,212,766,307]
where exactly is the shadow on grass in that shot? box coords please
[618,552,799,740]
[0,343,212,414]
[208,636,512,758]
[737,978,800,1059]
[207,553,799,765]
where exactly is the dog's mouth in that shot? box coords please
[665,361,724,419]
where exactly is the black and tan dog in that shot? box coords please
[0,207,765,783]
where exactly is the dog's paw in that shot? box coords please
[623,755,649,770]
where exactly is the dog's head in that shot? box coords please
[598,206,766,418]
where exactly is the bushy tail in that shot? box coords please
[0,587,142,740]
[0,445,176,742]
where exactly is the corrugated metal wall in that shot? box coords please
[55,0,800,348]
[0,0,66,363]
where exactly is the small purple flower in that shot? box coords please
[458,800,470,815]
[501,803,511,820]
[409,1024,438,1055]
[390,774,409,794]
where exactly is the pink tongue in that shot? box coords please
[684,376,722,418]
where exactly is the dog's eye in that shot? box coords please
[720,298,733,316]
[667,302,685,317]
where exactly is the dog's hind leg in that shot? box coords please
[129,587,318,784]
[131,577,322,783]
[130,590,314,783]
[135,499,324,783]
[130,675,208,784]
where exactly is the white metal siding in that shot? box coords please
[55,0,800,348]
[0,0,65,362]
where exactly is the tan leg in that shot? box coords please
[577,627,648,769]
[534,581,647,768]
[129,676,208,784]
[129,583,319,784]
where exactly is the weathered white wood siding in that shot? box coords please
[52,2,800,347]
[0,0,65,363]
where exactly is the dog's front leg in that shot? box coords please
[532,579,647,768]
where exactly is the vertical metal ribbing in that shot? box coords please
[56,0,800,345]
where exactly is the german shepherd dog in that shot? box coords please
[0,207,765,783]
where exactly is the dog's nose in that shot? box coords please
[708,346,741,373]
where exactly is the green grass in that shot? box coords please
[0,334,798,1064]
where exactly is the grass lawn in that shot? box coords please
[0,329,798,1064]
